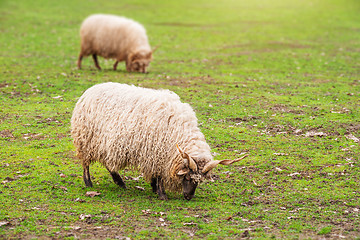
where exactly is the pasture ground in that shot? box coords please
[0,0,359,239]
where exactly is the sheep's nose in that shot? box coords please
[184,194,193,201]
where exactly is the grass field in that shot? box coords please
[1,0,359,239]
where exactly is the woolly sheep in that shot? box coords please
[71,82,248,200]
[77,14,153,73]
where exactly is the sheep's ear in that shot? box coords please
[177,169,189,176]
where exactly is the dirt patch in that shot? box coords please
[339,122,360,134]
[0,82,10,88]
[227,115,261,123]
[36,116,63,125]
[22,133,47,140]
[0,129,14,139]
[157,75,218,87]
[270,104,305,115]
[267,41,311,49]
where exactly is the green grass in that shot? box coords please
[1,0,359,239]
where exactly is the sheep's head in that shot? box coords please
[127,50,153,73]
[176,144,248,200]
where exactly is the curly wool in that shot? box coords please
[71,82,213,192]
[79,14,151,61]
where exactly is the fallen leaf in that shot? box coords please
[59,173,66,178]
[79,214,91,220]
[159,218,165,222]
[273,153,288,156]
[226,216,232,221]
[2,177,15,184]
[288,172,300,177]
[131,175,143,181]
[294,129,302,134]
[135,186,145,191]
[85,191,101,197]
[241,230,250,238]
[0,221,9,226]
[305,131,327,137]
[183,222,197,226]
[142,209,151,214]
[52,95,62,99]
[60,186,67,191]
[341,145,355,151]
[346,134,359,143]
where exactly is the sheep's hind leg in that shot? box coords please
[152,177,168,200]
[108,169,126,189]
[113,61,119,70]
[92,54,101,70]
[83,165,93,187]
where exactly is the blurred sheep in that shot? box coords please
[77,14,154,73]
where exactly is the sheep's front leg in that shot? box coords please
[92,54,101,70]
[151,177,157,193]
[125,60,131,72]
[83,165,93,187]
[77,54,83,69]
[151,177,168,200]
[107,169,126,189]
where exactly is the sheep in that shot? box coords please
[71,82,248,200]
[77,14,153,73]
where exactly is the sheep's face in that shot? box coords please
[177,163,212,200]
[180,170,199,200]
[129,59,151,73]
[127,51,152,73]
[176,145,213,200]
[176,144,248,200]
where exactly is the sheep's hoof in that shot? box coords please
[84,179,93,188]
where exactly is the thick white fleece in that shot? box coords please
[71,82,213,192]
